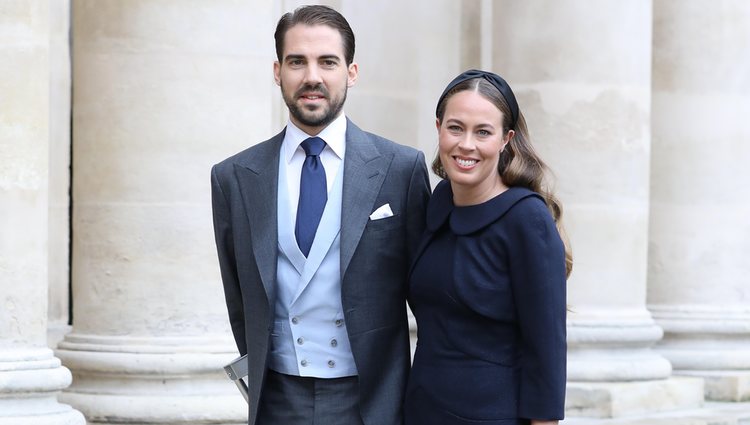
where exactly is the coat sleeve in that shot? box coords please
[404,150,432,263]
[211,165,247,355]
[508,198,567,420]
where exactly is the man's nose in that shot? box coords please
[303,65,323,84]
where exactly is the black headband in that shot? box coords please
[436,69,519,128]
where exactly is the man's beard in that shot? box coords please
[282,82,347,129]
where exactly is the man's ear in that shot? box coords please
[273,61,281,86]
[347,62,359,87]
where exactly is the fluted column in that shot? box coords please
[57,1,276,423]
[649,0,750,402]
[491,0,703,418]
[0,1,85,423]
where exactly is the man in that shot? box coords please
[211,5,430,425]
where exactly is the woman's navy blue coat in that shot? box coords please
[405,180,567,424]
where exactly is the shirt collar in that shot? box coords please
[283,113,347,163]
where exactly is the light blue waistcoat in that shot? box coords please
[268,154,358,378]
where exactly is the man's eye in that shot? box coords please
[448,125,462,132]
[322,60,337,67]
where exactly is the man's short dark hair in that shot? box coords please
[274,5,356,65]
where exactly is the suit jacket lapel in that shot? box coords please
[234,131,283,304]
[340,120,393,279]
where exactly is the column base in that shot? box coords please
[676,371,750,402]
[652,305,750,402]
[60,393,246,424]
[57,333,246,424]
[567,309,673,381]
[565,376,705,418]
[0,411,86,425]
[563,401,750,425]
[0,347,85,425]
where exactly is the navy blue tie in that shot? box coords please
[295,137,327,257]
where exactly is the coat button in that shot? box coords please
[330,338,337,347]
[300,359,308,367]
[328,360,335,368]
[297,337,304,345]
[335,319,343,327]
[291,316,300,324]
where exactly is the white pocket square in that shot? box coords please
[369,203,394,221]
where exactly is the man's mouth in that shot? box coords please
[296,85,328,102]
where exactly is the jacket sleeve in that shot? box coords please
[211,165,247,355]
[508,198,567,420]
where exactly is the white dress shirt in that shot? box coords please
[281,114,347,224]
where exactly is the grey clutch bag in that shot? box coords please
[223,354,249,403]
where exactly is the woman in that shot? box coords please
[405,70,571,425]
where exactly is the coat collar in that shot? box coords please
[233,121,393,293]
[426,179,542,235]
[410,180,542,279]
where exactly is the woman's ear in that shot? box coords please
[501,129,515,151]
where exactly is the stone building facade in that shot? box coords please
[1,1,748,424]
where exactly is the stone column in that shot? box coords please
[48,0,73,348]
[336,0,463,349]
[342,0,462,169]
[649,0,750,402]
[491,0,703,418]
[0,1,85,423]
[57,1,276,423]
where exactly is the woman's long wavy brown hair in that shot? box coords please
[433,78,573,278]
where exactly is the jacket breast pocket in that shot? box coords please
[364,214,403,233]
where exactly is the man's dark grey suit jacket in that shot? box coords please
[211,119,431,424]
